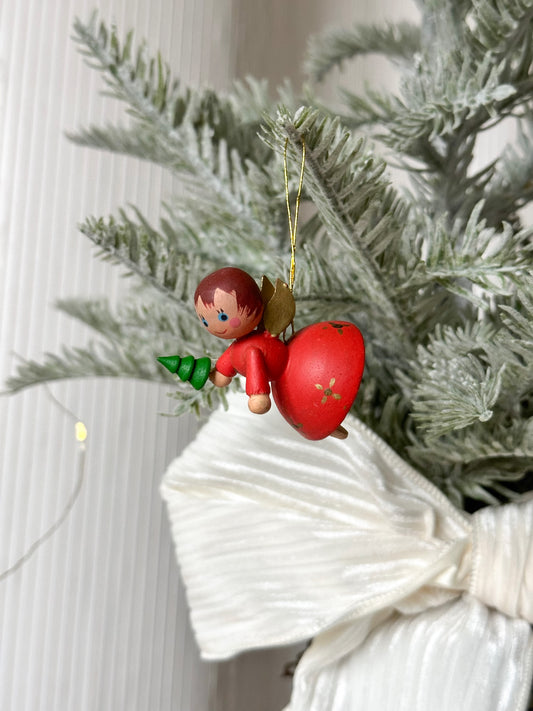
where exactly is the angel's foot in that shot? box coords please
[329,425,348,439]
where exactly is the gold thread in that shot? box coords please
[283,137,306,292]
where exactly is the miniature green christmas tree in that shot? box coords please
[157,355,211,390]
[6,3,533,509]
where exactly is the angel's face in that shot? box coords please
[195,288,262,340]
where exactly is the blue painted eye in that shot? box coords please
[201,317,208,327]
[218,311,229,322]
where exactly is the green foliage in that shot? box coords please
[7,6,533,508]
[70,13,288,268]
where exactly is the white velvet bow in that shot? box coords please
[161,392,533,711]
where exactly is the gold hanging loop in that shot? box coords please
[283,137,306,293]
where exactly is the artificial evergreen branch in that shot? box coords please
[268,109,416,358]
[55,295,214,358]
[4,344,231,417]
[305,21,421,82]
[68,123,172,167]
[483,120,533,225]
[467,0,533,61]
[80,212,221,309]
[72,16,283,256]
[411,352,506,438]
[405,203,533,306]
[5,343,162,392]
[309,2,533,231]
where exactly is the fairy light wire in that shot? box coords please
[283,137,306,293]
[0,385,87,583]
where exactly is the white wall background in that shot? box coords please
[0,1,421,710]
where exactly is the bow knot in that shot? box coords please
[470,499,533,622]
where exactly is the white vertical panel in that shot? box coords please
[0,0,235,709]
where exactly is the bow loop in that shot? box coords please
[470,499,533,623]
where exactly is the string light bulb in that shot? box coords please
[75,421,88,443]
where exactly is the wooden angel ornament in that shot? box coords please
[159,266,365,440]
[193,267,287,416]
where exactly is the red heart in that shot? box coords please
[272,321,365,440]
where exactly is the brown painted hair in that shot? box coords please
[194,267,263,317]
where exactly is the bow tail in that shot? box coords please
[288,596,533,711]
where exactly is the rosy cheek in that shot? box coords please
[229,317,241,328]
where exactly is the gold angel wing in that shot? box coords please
[260,276,296,337]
